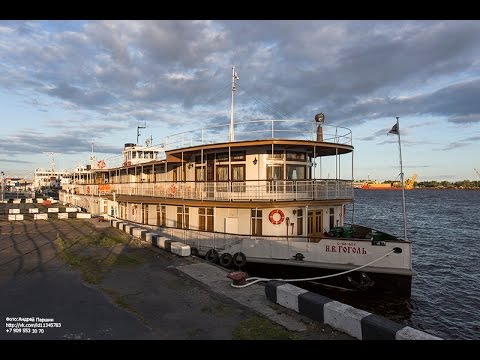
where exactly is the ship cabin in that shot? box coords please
[62,119,355,242]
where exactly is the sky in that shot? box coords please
[0,20,479,182]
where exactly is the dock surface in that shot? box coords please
[0,215,352,340]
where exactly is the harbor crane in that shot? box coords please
[475,168,480,179]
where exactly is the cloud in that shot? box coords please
[0,158,32,164]
[0,130,120,156]
[440,134,480,151]
[0,20,480,158]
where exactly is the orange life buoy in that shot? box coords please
[86,185,90,194]
[269,209,285,225]
[97,160,106,169]
[170,183,177,196]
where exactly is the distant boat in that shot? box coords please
[361,174,417,190]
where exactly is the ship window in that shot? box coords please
[287,165,305,180]
[267,150,284,160]
[216,152,229,162]
[199,207,214,232]
[251,209,262,236]
[157,205,166,227]
[231,151,246,161]
[297,209,303,235]
[267,165,283,180]
[329,208,335,229]
[232,165,245,181]
[216,165,229,181]
[132,152,136,159]
[195,167,205,181]
[176,206,189,230]
[286,152,306,161]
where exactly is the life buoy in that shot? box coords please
[232,252,247,268]
[97,160,106,169]
[86,185,90,194]
[169,183,177,196]
[269,209,285,225]
[219,253,233,268]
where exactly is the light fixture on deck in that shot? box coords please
[253,157,257,165]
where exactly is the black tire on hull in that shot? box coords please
[191,247,199,257]
[205,249,219,264]
[219,253,233,268]
[232,252,247,268]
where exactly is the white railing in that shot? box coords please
[164,119,352,150]
[63,179,353,201]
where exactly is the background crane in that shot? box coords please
[475,168,480,179]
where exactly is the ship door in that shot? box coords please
[206,155,215,199]
[307,210,323,242]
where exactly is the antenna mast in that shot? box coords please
[47,152,55,171]
[137,121,146,145]
[229,66,239,142]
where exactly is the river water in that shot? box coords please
[326,189,480,340]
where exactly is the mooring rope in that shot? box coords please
[231,249,396,288]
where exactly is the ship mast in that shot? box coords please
[229,66,239,142]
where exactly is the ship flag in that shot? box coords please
[388,123,399,135]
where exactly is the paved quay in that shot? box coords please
[0,214,352,340]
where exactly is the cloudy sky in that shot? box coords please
[1,20,479,182]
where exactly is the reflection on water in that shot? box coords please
[247,190,480,340]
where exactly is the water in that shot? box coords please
[333,189,480,340]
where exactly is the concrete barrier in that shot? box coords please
[76,213,91,219]
[170,242,191,256]
[13,199,21,204]
[145,233,159,246]
[132,228,146,239]
[157,237,173,251]
[57,213,69,219]
[36,199,44,203]
[26,199,33,203]
[65,207,78,212]
[47,208,59,213]
[8,214,24,221]
[265,281,442,340]
[34,213,48,220]
[124,225,133,235]
[29,208,39,213]
[8,209,21,214]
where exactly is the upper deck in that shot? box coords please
[62,118,355,203]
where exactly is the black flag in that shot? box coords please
[388,123,399,135]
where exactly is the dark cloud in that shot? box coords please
[0,20,480,158]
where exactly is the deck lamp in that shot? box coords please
[253,157,257,165]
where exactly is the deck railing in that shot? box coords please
[63,179,353,201]
[164,119,352,150]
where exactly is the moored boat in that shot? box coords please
[59,68,413,296]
